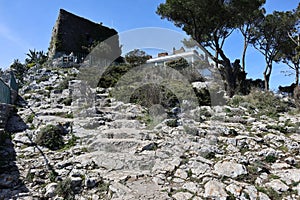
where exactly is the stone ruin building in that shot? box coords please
[48,9,121,63]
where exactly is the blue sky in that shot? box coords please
[0,0,299,90]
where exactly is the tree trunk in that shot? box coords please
[263,72,270,91]
[218,49,237,97]
[263,64,272,91]
[241,38,247,72]
[295,64,299,86]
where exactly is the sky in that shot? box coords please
[0,0,299,90]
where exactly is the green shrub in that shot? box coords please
[229,90,290,119]
[26,113,35,123]
[56,78,70,91]
[98,64,133,88]
[62,97,72,106]
[166,119,178,127]
[265,155,277,163]
[55,178,74,200]
[35,125,64,150]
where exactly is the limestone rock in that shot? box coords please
[45,183,58,198]
[172,192,193,200]
[214,161,247,178]
[204,180,228,199]
[265,179,289,193]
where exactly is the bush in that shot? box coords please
[26,113,35,123]
[35,125,64,150]
[98,64,133,88]
[166,119,178,127]
[55,78,70,91]
[229,90,290,118]
[55,178,74,200]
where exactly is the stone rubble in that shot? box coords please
[0,65,299,200]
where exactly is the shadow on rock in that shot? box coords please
[0,130,29,199]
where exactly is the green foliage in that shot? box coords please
[166,57,189,70]
[265,155,277,163]
[55,77,70,91]
[193,87,211,106]
[25,49,47,66]
[58,97,72,106]
[229,90,290,118]
[55,178,74,200]
[49,170,58,182]
[273,7,299,85]
[166,119,178,127]
[266,124,288,134]
[26,113,35,123]
[0,131,11,143]
[166,58,205,83]
[63,134,79,150]
[129,83,179,109]
[125,49,151,67]
[10,59,27,87]
[250,11,296,90]
[35,124,64,150]
[157,0,266,96]
[98,64,133,88]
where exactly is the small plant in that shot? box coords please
[269,174,280,179]
[49,170,58,182]
[35,124,64,150]
[25,170,34,183]
[187,169,193,178]
[55,178,74,200]
[266,124,288,134]
[278,145,288,152]
[63,134,79,150]
[98,180,110,193]
[265,155,277,163]
[166,119,178,127]
[62,97,72,106]
[26,113,35,123]
[64,113,74,119]
[55,78,70,91]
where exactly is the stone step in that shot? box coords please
[73,151,156,172]
[108,119,145,129]
[99,128,147,140]
[88,138,144,153]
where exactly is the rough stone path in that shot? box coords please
[0,67,300,200]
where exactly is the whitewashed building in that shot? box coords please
[146,47,204,67]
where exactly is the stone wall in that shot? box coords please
[48,9,121,59]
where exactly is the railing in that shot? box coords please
[9,71,18,92]
[0,72,18,104]
[0,79,11,104]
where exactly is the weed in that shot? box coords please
[26,113,35,123]
[35,124,64,150]
[166,119,178,127]
[55,178,74,200]
[265,155,277,163]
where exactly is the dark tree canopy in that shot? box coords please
[157,0,265,97]
[276,5,300,85]
[125,49,152,67]
[250,11,297,90]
